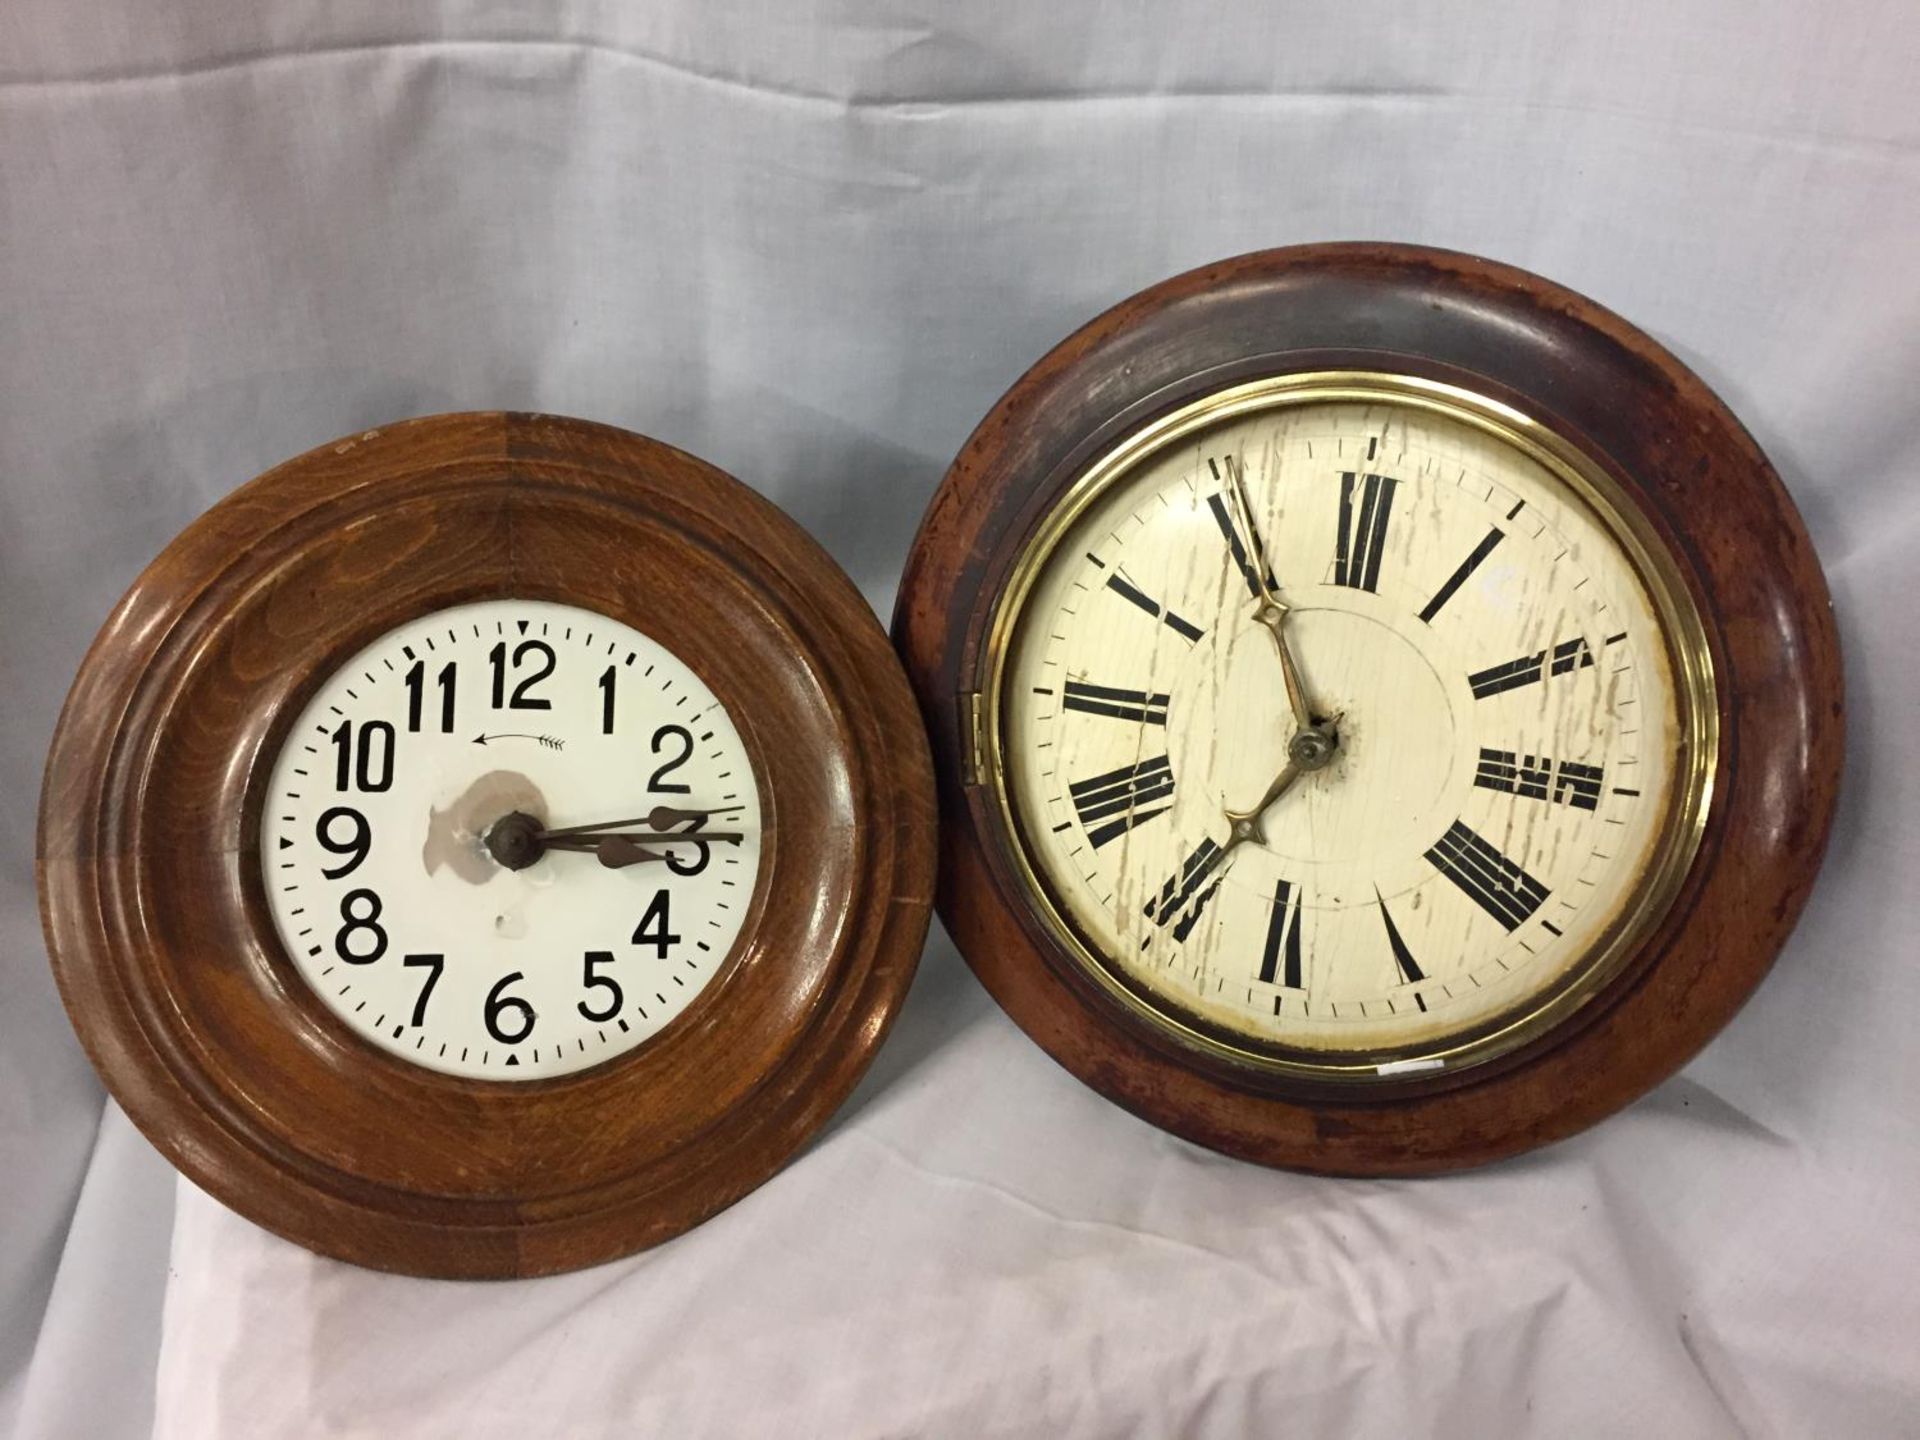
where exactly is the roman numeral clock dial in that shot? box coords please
[994,390,1700,1072]
[899,246,1839,1173]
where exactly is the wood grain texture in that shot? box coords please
[40,412,937,1276]
[893,242,1843,1174]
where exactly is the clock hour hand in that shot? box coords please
[1221,706,1343,853]
[1224,456,1320,740]
[590,836,672,869]
[1223,759,1303,852]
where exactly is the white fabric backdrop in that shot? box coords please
[4,3,1916,1435]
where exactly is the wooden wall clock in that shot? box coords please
[39,412,935,1276]
[895,243,1841,1174]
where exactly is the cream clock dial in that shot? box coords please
[994,379,1707,1074]
[262,598,763,1081]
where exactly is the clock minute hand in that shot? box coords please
[1224,455,1317,736]
[591,836,683,870]
[542,830,744,848]
[536,804,744,840]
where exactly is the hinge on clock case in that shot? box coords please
[958,691,985,787]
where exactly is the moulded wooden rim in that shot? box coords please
[40,412,937,1275]
[892,242,1843,1174]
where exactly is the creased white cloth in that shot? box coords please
[3,3,1917,1436]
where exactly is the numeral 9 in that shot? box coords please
[315,806,371,878]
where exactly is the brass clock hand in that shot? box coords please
[1220,718,1342,853]
[1223,759,1303,852]
[1224,455,1320,740]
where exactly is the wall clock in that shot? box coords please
[39,411,935,1276]
[895,243,1841,1173]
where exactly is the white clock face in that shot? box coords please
[998,387,1703,1070]
[261,599,763,1081]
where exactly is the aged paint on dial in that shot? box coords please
[261,599,763,1080]
[1001,398,1682,1063]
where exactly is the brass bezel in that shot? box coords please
[979,372,1718,1083]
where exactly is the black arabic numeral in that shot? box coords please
[665,816,710,877]
[633,890,680,957]
[648,724,694,793]
[333,888,388,964]
[315,806,371,879]
[488,640,556,710]
[599,665,617,734]
[484,971,535,1044]
[330,720,394,792]
[577,951,625,1022]
[403,953,444,1026]
[405,659,456,733]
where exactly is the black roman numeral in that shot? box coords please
[1473,748,1605,810]
[1468,636,1595,699]
[1418,525,1504,623]
[1205,481,1277,596]
[1259,878,1305,988]
[1333,472,1399,591]
[1069,756,1176,848]
[1424,820,1551,931]
[1143,837,1226,942]
[1062,680,1171,725]
[1375,889,1425,987]
[1104,572,1204,643]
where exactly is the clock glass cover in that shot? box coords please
[989,375,1715,1078]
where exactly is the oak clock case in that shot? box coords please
[894,244,1841,1174]
[39,412,935,1277]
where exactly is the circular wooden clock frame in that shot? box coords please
[894,242,1842,1174]
[40,412,936,1276]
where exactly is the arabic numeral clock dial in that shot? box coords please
[896,244,1842,1174]
[41,413,935,1276]
[260,599,762,1080]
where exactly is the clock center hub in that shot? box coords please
[483,810,546,871]
[423,769,547,885]
[1202,604,1462,880]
